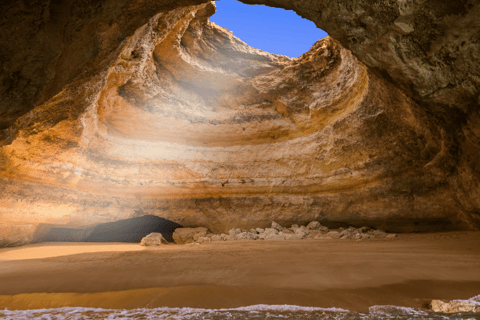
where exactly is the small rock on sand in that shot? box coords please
[140,233,168,246]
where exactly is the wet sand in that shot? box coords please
[0,231,479,312]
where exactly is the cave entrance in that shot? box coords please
[35,216,182,243]
[211,0,328,58]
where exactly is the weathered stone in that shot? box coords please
[285,234,304,240]
[265,234,286,241]
[326,231,341,239]
[173,227,209,244]
[210,234,223,242]
[386,234,397,238]
[229,229,242,238]
[140,233,168,246]
[306,221,321,230]
[359,227,370,233]
[295,226,310,236]
[264,228,278,235]
[373,230,388,238]
[430,300,480,313]
[271,222,284,232]
[235,232,257,241]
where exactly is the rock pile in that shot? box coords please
[173,222,397,244]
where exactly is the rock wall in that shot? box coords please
[1,0,479,245]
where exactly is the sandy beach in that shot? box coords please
[0,232,479,312]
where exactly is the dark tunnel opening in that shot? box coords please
[36,215,182,243]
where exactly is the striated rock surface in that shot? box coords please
[1,0,479,246]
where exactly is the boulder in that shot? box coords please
[386,234,397,238]
[264,228,278,235]
[228,228,242,240]
[271,221,284,231]
[306,221,321,230]
[373,230,388,238]
[210,234,223,241]
[294,226,310,236]
[430,300,480,313]
[235,232,257,241]
[326,231,341,239]
[140,233,168,246]
[285,234,304,240]
[172,227,209,244]
[265,234,286,241]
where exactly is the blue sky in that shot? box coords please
[210,0,328,58]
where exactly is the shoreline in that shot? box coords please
[1,231,479,312]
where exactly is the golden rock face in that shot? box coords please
[1,1,479,245]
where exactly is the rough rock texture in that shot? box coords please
[140,232,168,246]
[173,227,209,244]
[430,299,480,313]
[0,0,479,246]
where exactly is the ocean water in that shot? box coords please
[1,303,479,320]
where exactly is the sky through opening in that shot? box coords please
[211,0,328,58]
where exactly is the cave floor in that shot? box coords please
[0,231,479,312]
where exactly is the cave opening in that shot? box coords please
[34,216,182,243]
[211,0,328,58]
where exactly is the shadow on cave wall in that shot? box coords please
[35,215,182,243]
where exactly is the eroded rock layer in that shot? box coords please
[1,0,479,245]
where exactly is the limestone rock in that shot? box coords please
[285,234,304,240]
[271,222,284,232]
[173,227,209,244]
[1,0,480,246]
[235,232,257,241]
[264,234,286,241]
[326,231,341,239]
[210,234,223,242]
[430,300,480,313]
[373,230,388,238]
[306,221,320,230]
[140,233,168,246]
